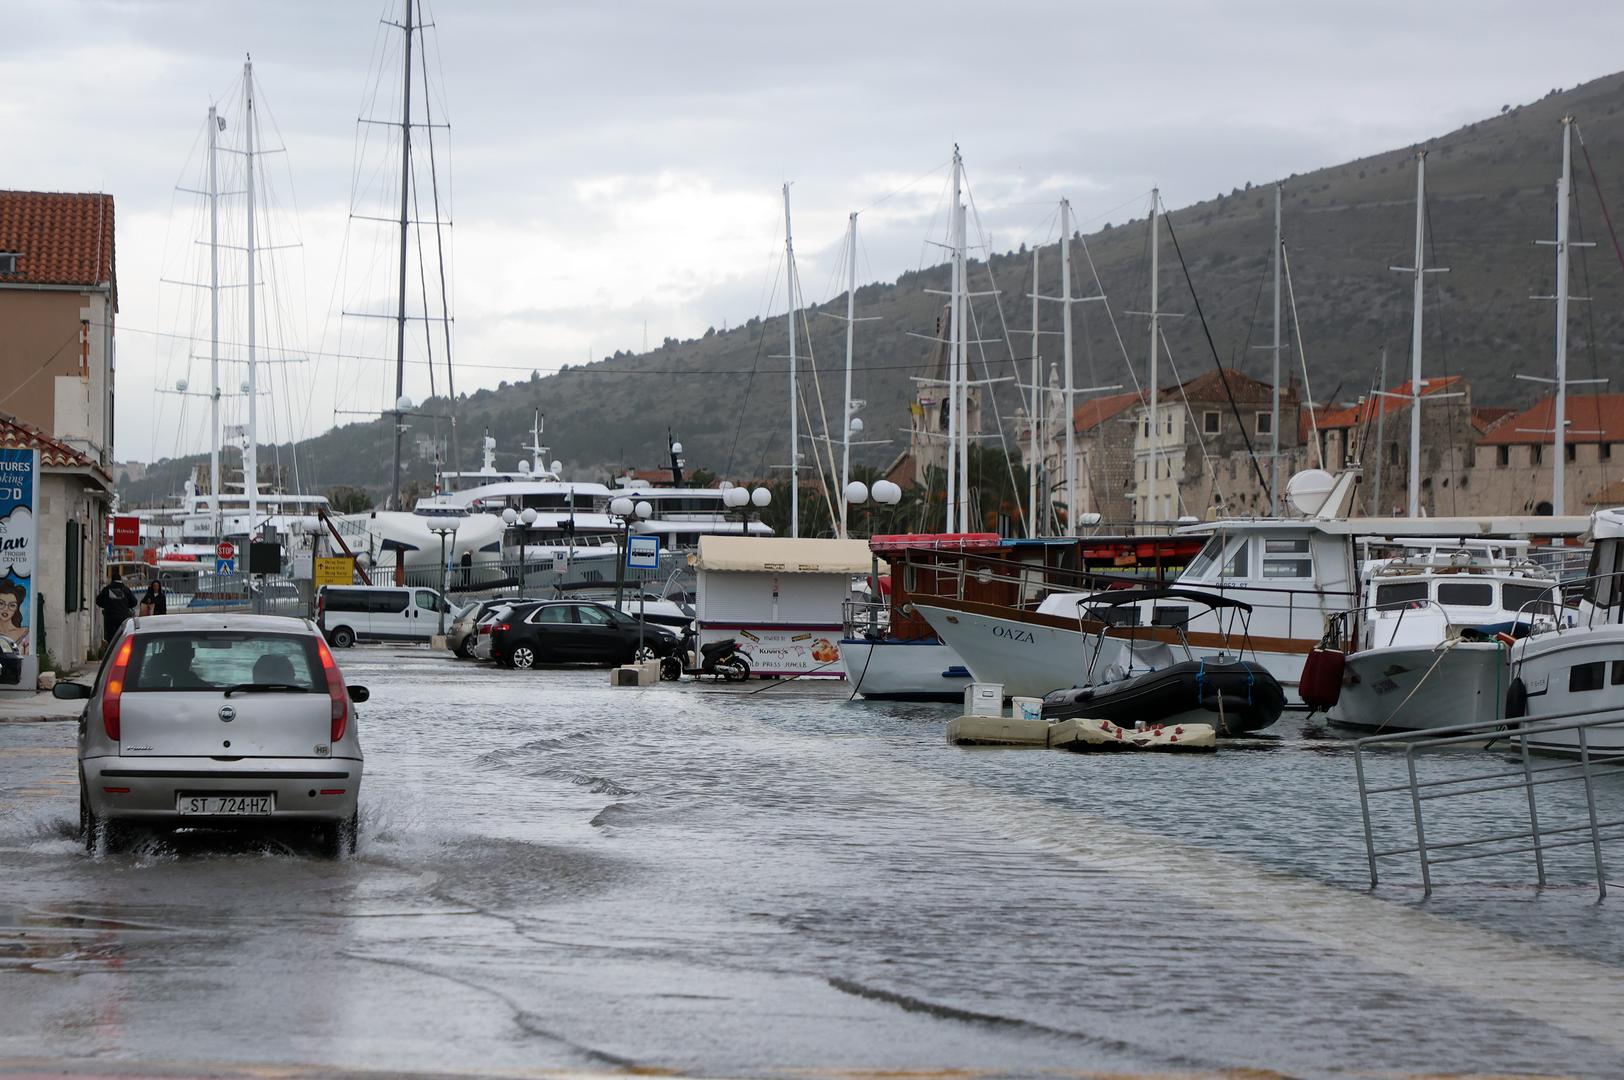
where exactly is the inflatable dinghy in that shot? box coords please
[1041,657,1285,735]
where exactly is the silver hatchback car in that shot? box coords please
[55,613,368,856]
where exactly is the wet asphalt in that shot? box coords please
[3,644,1624,1079]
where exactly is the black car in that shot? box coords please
[490,600,681,669]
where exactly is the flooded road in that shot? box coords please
[3,645,1624,1078]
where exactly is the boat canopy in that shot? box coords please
[1591,507,1624,541]
[1076,587,1254,613]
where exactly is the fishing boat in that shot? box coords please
[1322,540,1562,732]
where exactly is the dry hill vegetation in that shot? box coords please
[124,73,1624,505]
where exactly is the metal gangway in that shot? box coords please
[1355,709,1624,899]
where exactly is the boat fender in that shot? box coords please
[1299,648,1346,711]
[1505,677,1528,720]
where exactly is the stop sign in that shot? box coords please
[217,540,236,561]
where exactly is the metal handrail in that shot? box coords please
[1354,703,1624,898]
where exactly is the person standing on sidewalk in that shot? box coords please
[95,570,138,644]
[139,580,167,617]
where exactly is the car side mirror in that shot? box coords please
[53,681,94,700]
[347,685,370,703]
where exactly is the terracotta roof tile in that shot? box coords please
[1072,390,1146,433]
[1313,376,1468,431]
[1478,394,1624,446]
[0,190,115,289]
[0,410,108,479]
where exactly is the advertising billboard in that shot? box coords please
[0,449,40,670]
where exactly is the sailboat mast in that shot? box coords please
[243,59,259,537]
[946,149,962,534]
[955,172,970,532]
[840,211,857,540]
[1553,117,1574,516]
[783,182,799,538]
[207,103,221,539]
[1029,244,1040,538]
[391,0,415,511]
[1373,347,1387,515]
[1407,150,1427,519]
[1061,198,1076,536]
[1146,188,1160,529]
[1270,183,1282,516]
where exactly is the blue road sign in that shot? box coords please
[626,535,660,570]
[215,557,236,575]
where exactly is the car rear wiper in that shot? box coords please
[222,682,310,697]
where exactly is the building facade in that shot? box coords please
[1470,394,1624,514]
[0,191,118,672]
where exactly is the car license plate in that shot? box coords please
[176,794,275,815]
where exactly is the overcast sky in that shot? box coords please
[10,0,1624,467]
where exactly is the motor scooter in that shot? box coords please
[660,633,752,682]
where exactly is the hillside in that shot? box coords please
[122,72,1624,506]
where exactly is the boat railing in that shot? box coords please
[842,599,888,639]
[1354,707,1624,899]
[1488,571,1624,637]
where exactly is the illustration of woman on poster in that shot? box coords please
[0,579,26,654]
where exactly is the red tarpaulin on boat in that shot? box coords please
[868,532,1002,553]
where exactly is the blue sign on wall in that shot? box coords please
[0,448,39,659]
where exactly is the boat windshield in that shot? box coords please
[1436,582,1494,607]
[1182,534,1225,580]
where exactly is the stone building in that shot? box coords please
[1127,369,1302,523]
[1307,376,1483,517]
[0,190,118,672]
[1469,394,1624,514]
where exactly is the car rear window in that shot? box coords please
[125,632,324,693]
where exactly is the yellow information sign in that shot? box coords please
[314,556,356,588]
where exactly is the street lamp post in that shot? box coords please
[723,484,772,535]
[843,479,902,538]
[427,520,459,637]
[610,497,653,611]
[501,506,539,593]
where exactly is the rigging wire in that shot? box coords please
[1160,211,1272,499]
[1279,244,1324,467]
[1421,190,1461,515]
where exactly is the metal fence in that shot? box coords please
[1355,709,1624,899]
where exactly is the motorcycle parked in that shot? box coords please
[660,635,752,682]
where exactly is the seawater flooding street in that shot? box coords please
[5,645,1624,1078]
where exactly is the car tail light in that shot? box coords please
[493,623,510,633]
[103,637,134,740]
[316,636,348,743]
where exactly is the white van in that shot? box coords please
[317,585,448,647]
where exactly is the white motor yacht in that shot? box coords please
[1329,541,1562,732]
[1506,508,1624,756]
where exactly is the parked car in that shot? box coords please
[447,596,544,659]
[316,584,449,647]
[55,612,368,857]
[471,603,517,662]
[490,600,681,669]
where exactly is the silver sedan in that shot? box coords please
[57,612,367,856]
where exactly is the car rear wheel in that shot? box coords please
[78,775,97,853]
[457,635,477,659]
[317,813,359,858]
[330,626,356,649]
[509,645,537,670]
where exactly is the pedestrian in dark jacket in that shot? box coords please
[140,580,167,616]
[95,571,139,644]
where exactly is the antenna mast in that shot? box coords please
[1270,184,1282,515]
[1146,189,1161,529]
